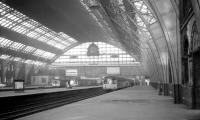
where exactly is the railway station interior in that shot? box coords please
[0,0,200,120]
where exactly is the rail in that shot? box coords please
[0,87,107,120]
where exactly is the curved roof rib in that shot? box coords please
[78,0,180,83]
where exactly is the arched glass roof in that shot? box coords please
[0,0,179,78]
[0,2,77,49]
[0,37,55,59]
[80,0,180,83]
[0,1,78,65]
[80,0,155,49]
[0,54,46,66]
[52,42,139,66]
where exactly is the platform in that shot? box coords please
[0,86,101,97]
[17,86,200,120]
[0,85,56,91]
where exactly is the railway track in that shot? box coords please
[0,87,107,120]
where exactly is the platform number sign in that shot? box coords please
[107,67,120,74]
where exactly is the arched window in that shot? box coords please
[53,42,139,66]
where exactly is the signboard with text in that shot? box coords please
[65,69,78,76]
[107,67,120,74]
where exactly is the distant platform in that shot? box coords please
[0,85,56,91]
[0,86,101,98]
[17,86,200,120]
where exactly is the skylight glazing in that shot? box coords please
[115,0,155,37]
[80,0,155,53]
[0,37,25,51]
[33,49,55,59]
[117,0,154,40]
[132,0,156,24]
[42,52,56,59]
[0,54,46,66]
[0,37,13,47]
[0,2,77,50]
[9,42,25,51]
[33,49,46,56]
[22,46,36,54]
[53,42,137,65]
[135,14,151,38]
[0,37,55,60]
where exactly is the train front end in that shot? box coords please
[102,77,117,90]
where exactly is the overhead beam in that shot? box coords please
[0,26,63,54]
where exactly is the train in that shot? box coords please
[102,76,133,90]
[55,79,101,87]
[31,75,101,87]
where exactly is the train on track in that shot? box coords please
[102,76,133,90]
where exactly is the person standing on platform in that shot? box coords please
[66,80,71,88]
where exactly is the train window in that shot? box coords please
[41,78,47,83]
[108,79,112,84]
[103,80,107,84]
[113,80,117,84]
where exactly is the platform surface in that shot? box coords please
[0,86,100,97]
[17,86,200,120]
[0,85,54,91]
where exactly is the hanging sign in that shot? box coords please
[87,43,99,56]
[107,67,120,74]
[65,69,78,76]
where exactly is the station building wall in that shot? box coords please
[0,59,48,86]
[50,66,145,79]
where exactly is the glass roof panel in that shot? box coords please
[132,0,156,24]
[33,49,55,59]
[80,0,155,52]
[0,36,55,60]
[22,46,36,53]
[0,37,26,51]
[0,37,13,47]
[33,49,46,56]
[42,52,56,59]
[0,2,77,50]
[0,36,56,61]
[9,42,25,51]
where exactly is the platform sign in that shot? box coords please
[15,82,23,89]
[107,67,120,75]
[14,79,24,92]
[65,69,78,76]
